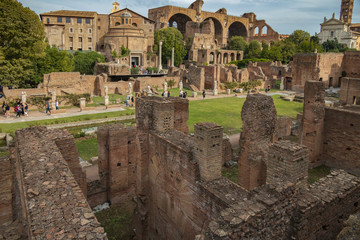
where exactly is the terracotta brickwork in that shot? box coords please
[323,107,360,175]
[300,81,326,167]
[339,77,360,105]
[0,157,13,226]
[238,94,277,190]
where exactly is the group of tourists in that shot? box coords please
[178,91,187,98]
[1,100,29,118]
[126,95,134,107]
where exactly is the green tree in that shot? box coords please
[322,38,347,52]
[260,41,270,59]
[74,51,105,75]
[0,0,46,88]
[246,40,262,58]
[228,36,248,51]
[154,27,187,67]
[287,30,311,46]
[32,45,74,86]
[120,45,130,57]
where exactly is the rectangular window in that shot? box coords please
[70,47,73,50]
[88,47,92,51]
[69,28,73,33]
[86,18,91,24]
[69,37,73,42]
[98,26,100,30]
[57,17,62,23]
[66,17,71,23]
[126,19,128,24]
[88,28,92,34]
[79,28,83,33]
[98,18,100,22]
[88,37,92,43]
[122,19,124,24]
[77,18,82,24]
[47,18,50,24]
[79,37,82,42]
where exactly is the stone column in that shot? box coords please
[179,80,183,92]
[163,81,168,95]
[104,86,109,97]
[146,86,152,96]
[51,91,56,109]
[21,91,27,104]
[280,77,285,90]
[158,40,163,72]
[193,92,197,98]
[80,98,86,111]
[104,86,109,107]
[226,89,231,95]
[128,82,133,96]
[213,80,218,96]
[171,47,175,67]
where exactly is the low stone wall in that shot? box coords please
[0,157,12,226]
[2,87,46,99]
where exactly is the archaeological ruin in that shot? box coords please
[1,77,360,239]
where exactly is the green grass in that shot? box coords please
[75,137,98,162]
[95,201,136,240]
[222,165,239,184]
[0,108,135,136]
[156,88,196,97]
[0,151,9,157]
[308,165,332,184]
[187,95,303,134]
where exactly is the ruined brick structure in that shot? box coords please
[300,81,326,167]
[300,80,360,174]
[149,0,279,47]
[238,94,277,190]
[1,127,106,239]
[339,77,360,105]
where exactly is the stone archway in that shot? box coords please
[230,53,235,62]
[217,52,222,64]
[228,21,248,40]
[203,17,223,46]
[223,53,228,64]
[168,13,193,35]
[210,52,215,64]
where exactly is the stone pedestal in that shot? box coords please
[51,91,56,109]
[193,92,197,98]
[80,98,86,111]
[226,89,231,95]
[213,80,218,96]
[280,77,285,90]
[21,91,27,104]
[158,41,163,72]
[179,80,183,92]
[104,96,109,107]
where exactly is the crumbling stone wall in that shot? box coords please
[11,127,106,239]
[322,107,360,175]
[300,81,325,167]
[96,124,137,205]
[275,116,293,140]
[343,51,360,78]
[339,77,360,105]
[0,157,12,226]
[238,94,277,190]
[94,62,131,75]
[292,170,360,240]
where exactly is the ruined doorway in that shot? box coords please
[210,52,215,64]
[131,56,140,67]
[228,21,247,41]
[329,77,333,87]
[168,13,193,35]
[203,17,223,46]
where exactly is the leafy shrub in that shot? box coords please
[228,58,271,69]
[239,80,263,91]
[59,93,91,106]
[131,67,139,75]
[166,79,176,89]
[28,96,51,109]
[224,81,238,90]
[146,67,158,73]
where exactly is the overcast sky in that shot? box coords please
[18,0,360,35]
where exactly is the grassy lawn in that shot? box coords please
[0,108,135,136]
[222,165,239,184]
[75,137,98,162]
[156,87,196,97]
[187,95,303,134]
[95,201,136,240]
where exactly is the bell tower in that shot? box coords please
[340,0,354,23]
[111,1,120,13]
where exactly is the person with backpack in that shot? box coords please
[5,104,10,118]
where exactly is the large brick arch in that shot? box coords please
[202,17,223,45]
[168,13,194,35]
[228,21,248,40]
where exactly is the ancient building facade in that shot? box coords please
[40,3,156,66]
[340,0,354,24]
[148,0,280,49]
[317,14,360,50]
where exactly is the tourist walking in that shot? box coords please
[46,100,51,115]
[55,100,59,110]
[202,90,206,99]
[15,105,22,118]
[167,91,170,98]
[24,103,28,116]
[5,104,10,118]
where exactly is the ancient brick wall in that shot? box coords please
[2,87,47,99]
[94,63,131,75]
[343,51,360,78]
[0,157,13,226]
[300,81,326,167]
[11,127,106,239]
[133,76,180,93]
[292,170,360,240]
[222,138,232,164]
[291,54,319,92]
[53,130,87,195]
[275,116,292,140]
[317,53,344,88]
[267,141,308,188]
[96,124,137,205]
[339,77,360,105]
[322,107,360,175]
[238,94,277,190]
[168,98,189,134]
